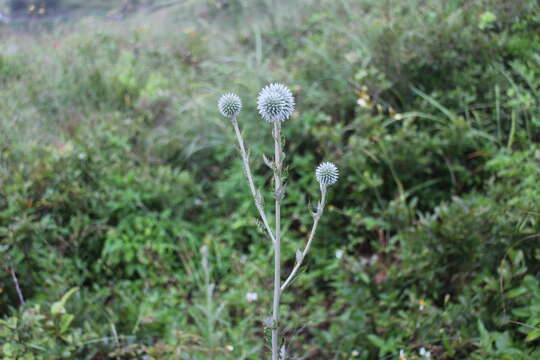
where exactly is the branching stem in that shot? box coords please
[231,117,276,244]
[228,106,331,360]
[281,184,327,293]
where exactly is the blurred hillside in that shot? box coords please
[0,0,189,24]
[1,0,540,359]
[2,0,117,17]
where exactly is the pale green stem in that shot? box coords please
[507,110,517,149]
[272,121,282,360]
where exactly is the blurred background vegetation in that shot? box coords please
[1,0,540,359]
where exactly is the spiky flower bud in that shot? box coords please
[257,83,295,123]
[315,162,339,186]
[218,93,242,118]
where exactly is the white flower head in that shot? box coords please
[257,83,295,122]
[218,93,242,118]
[335,249,344,259]
[315,162,339,186]
[246,292,258,303]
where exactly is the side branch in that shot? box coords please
[231,117,275,243]
[281,185,327,293]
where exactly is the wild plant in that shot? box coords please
[189,245,226,359]
[218,84,339,359]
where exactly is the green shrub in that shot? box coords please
[2,0,540,359]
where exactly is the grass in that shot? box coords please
[1,0,540,359]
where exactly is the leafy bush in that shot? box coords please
[1,0,540,359]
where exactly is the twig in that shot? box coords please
[10,266,25,306]
[505,319,540,331]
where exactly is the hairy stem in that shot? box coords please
[231,117,276,243]
[281,184,326,293]
[272,121,282,360]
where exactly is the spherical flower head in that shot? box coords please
[218,93,242,118]
[257,83,295,123]
[315,162,339,186]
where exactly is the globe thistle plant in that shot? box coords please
[219,84,338,360]
[218,93,242,118]
[315,162,339,186]
[257,83,295,122]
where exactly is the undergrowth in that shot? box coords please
[1,0,540,359]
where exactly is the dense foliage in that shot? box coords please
[1,0,540,359]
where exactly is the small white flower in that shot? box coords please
[419,347,432,358]
[257,83,295,122]
[357,98,369,108]
[225,344,234,352]
[218,93,242,118]
[315,162,339,186]
[335,249,344,259]
[246,292,258,302]
[351,349,360,357]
